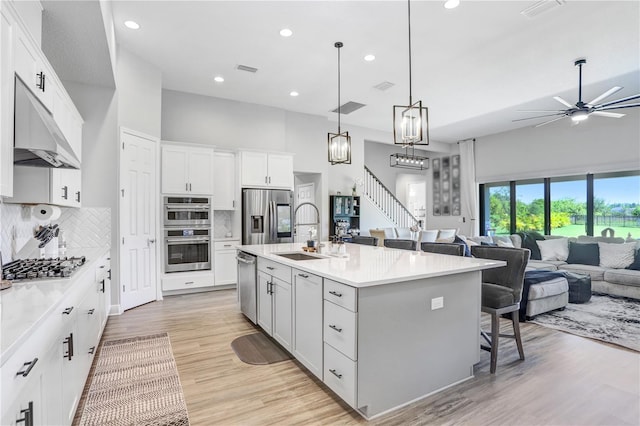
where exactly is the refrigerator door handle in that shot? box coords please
[269,201,276,241]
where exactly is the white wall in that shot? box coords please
[116,47,162,138]
[475,109,640,183]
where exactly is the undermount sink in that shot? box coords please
[276,252,326,261]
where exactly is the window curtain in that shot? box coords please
[459,139,478,236]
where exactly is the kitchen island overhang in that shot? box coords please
[237,242,505,419]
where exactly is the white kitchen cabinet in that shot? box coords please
[214,240,239,285]
[96,254,112,329]
[161,143,214,195]
[162,271,214,292]
[0,6,15,197]
[13,22,52,110]
[257,261,292,352]
[213,151,236,210]
[10,166,81,207]
[293,269,323,379]
[240,151,293,190]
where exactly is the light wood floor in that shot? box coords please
[75,289,640,426]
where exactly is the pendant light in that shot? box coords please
[390,145,429,170]
[393,0,429,146]
[328,42,352,165]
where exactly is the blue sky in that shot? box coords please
[516,175,640,204]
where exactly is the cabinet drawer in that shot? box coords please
[258,258,291,283]
[162,274,214,291]
[324,300,357,361]
[324,279,357,312]
[214,240,240,251]
[323,343,357,408]
[293,269,321,286]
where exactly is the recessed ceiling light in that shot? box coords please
[280,28,293,37]
[364,54,376,62]
[444,0,460,9]
[124,20,140,30]
[290,91,299,97]
[214,76,224,83]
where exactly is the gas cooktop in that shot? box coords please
[2,256,86,282]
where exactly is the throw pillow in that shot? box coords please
[480,241,497,246]
[517,232,544,260]
[493,236,514,247]
[598,242,636,269]
[453,235,472,257]
[627,250,640,271]
[536,237,569,261]
[436,236,455,243]
[566,242,599,266]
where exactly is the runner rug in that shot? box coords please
[531,294,640,352]
[79,333,190,426]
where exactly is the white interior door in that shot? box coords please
[120,128,158,311]
[295,182,315,242]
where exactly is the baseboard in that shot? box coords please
[109,304,124,316]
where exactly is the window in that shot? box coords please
[550,178,587,236]
[515,180,544,233]
[482,183,510,236]
[480,171,640,238]
[593,173,640,239]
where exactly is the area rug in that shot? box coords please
[531,294,640,352]
[79,333,190,426]
[231,333,293,365]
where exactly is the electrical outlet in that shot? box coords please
[431,296,444,310]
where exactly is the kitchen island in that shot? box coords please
[237,242,505,419]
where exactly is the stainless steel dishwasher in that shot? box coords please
[236,251,257,324]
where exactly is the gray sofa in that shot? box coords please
[492,234,640,301]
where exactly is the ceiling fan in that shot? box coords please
[514,59,640,127]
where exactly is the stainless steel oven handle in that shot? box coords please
[165,206,210,211]
[165,237,210,244]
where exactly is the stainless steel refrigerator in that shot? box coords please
[242,188,294,245]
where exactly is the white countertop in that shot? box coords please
[238,242,505,288]
[0,247,110,365]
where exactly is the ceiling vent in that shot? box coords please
[521,0,565,19]
[331,101,366,115]
[236,64,258,73]
[373,81,395,91]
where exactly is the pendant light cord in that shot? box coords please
[337,43,341,132]
[407,0,413,105]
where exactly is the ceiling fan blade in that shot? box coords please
[512,113,565,123]
[591,111,625,118]
[596,94,640,108]
[553,96,573,108]
[597,103,640,111]
[516,110,565,113]
[535,116,566,127]
[587,86,622,106]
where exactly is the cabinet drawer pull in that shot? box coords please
[186,183,189,191]
[329,369,343,379]
[88,309,95,315]
[62,306,74,315]
[88,346,96,355]
[108,269,112,280]
[16,358,38,377]
[224,244,232,247]
[266,266,275,270]
[328,324,343,333]
[100,279,106,293]
[185,281,194,285]
[63,333,74,360]
[61,185,68,200]
[298,273,309,278]
[328,290,343,298]
[76,191,81,203]
[16,401,33,426]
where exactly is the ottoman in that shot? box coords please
[522,271,569,320]
[564,272,592,303]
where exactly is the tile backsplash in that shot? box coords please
[213,210,233,238]
[1,202,111,264]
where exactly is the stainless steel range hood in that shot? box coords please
[13,76,80,169]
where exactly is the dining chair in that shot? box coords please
[351,236,378,246]
[470,245,530,374]
[420,242,464,256]
[383,239,417,251]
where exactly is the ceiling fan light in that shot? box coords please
[571,110,589,122]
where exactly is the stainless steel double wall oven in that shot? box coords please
[163,196,211,273]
